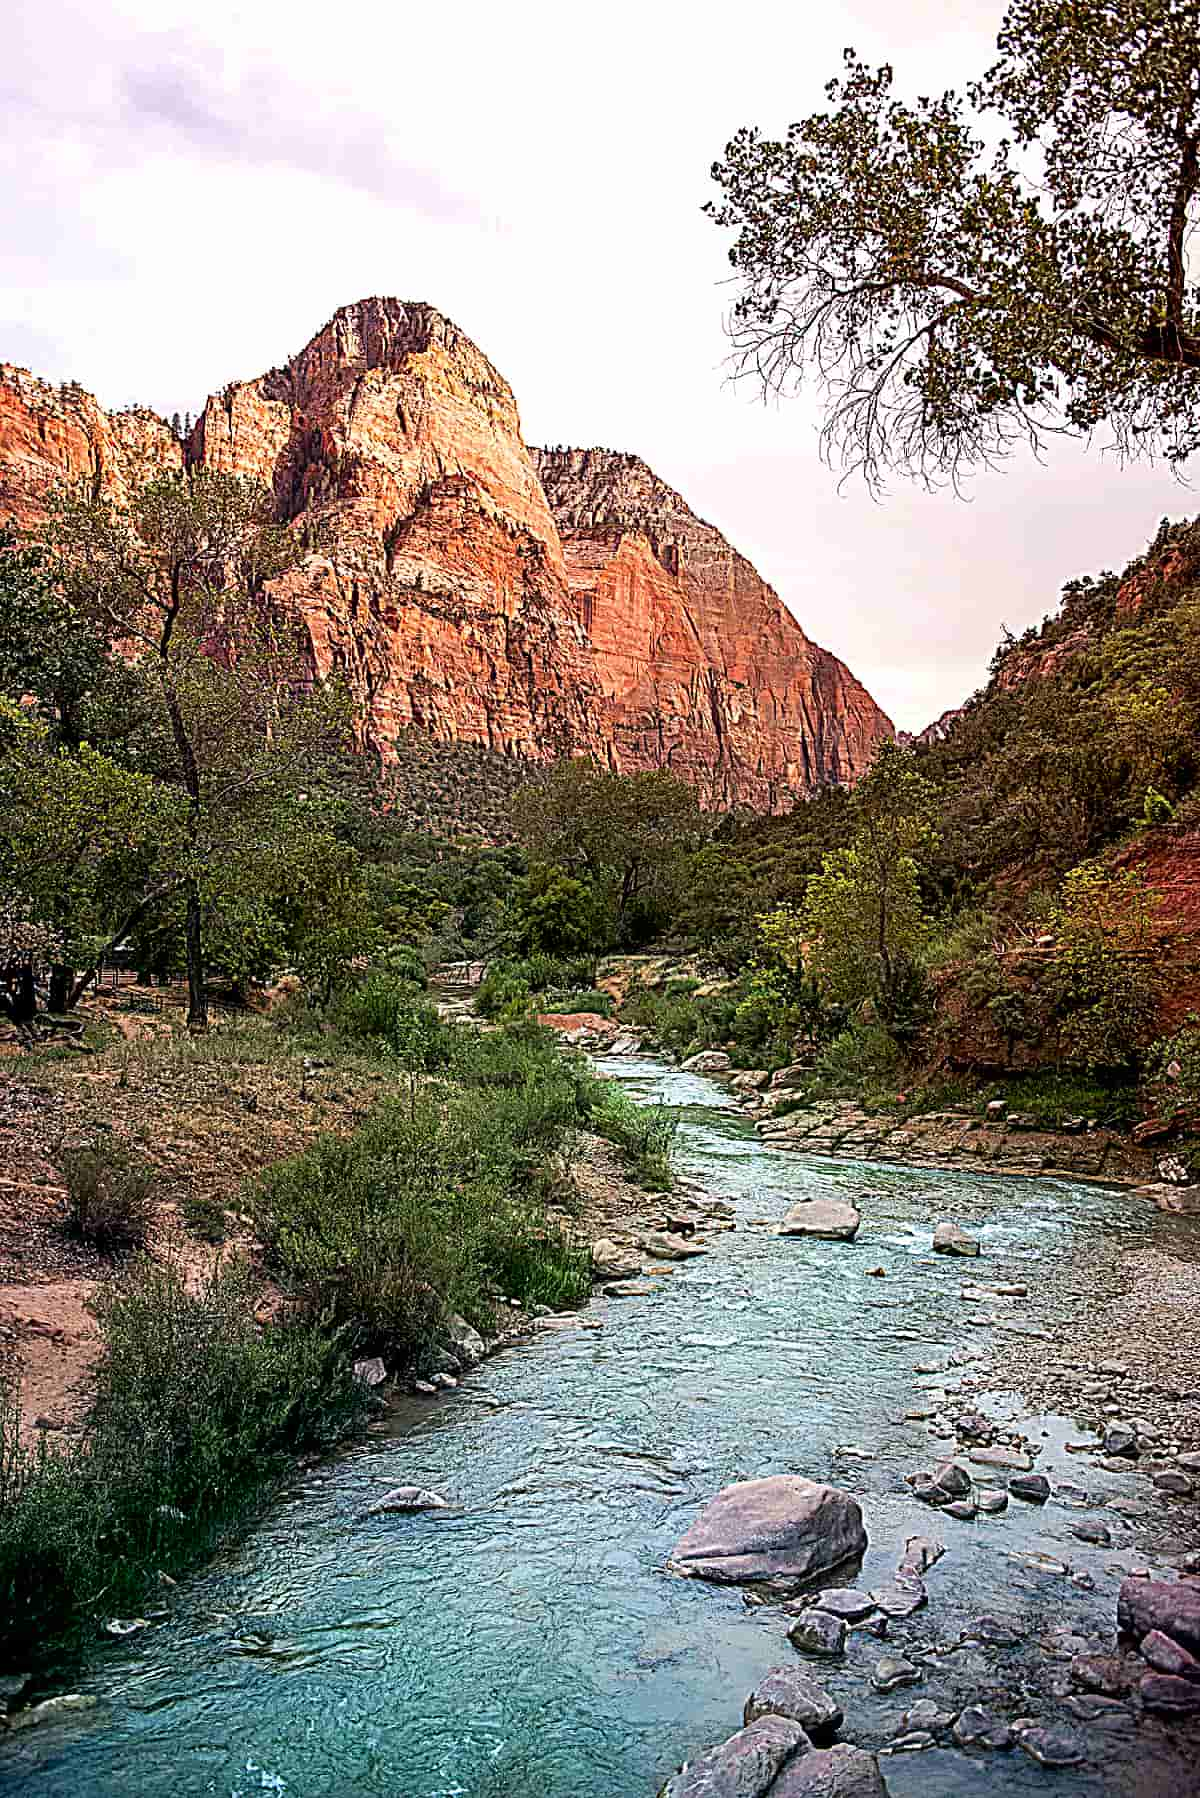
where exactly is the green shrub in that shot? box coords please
[332,975,457,1068]
[373,941,429,987]
[476,965,534,1021]
[181,1192,228,1243]
[815,1024,903,1091]
[62,1142,156,1250]
[589,1084,678,1190]
[0,1257,364,1666]
[537,988,613,1017]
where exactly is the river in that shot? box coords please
[3,1055,1196,1796]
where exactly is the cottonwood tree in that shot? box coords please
[708,0,1200,487]
[42,471,352,1027]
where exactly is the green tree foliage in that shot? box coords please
[36,473,353,1026]
[1049,861,1164,1068]
[802,743,938,1025]
[510,759,707,945]
[708,0,1200,487]
[507,864,609,958]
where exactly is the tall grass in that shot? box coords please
[0,1257,364,1668]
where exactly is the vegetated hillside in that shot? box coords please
[0,297,892,815]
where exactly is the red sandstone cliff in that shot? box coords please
[0,298,892,809]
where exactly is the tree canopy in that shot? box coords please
[707,0,1200,487]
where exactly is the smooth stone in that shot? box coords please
[898,1535,945,1574]
[645,1230,708,1261]
[605,1281,655,1297]
[658,1714,809,1797]
[789,1612,847,1659]
[1141,1629,1200,1681]
[1139,1672,1200,1714]
[743,1667,843,1741]
[777,1200,861,1242]
[1071,1518,1112,1546]
[6,1695,99,1733]
[1153,1469,1194,1496]
[590,1237,643,1280]
[977,1491,1008,1514]
[901,1700,956,1733]
[445,1313,486,1369]
[943,1498,977,1520]
[1118,1577,1200,1654]
[887,1732,934,1752]
[680,1050,733,1075]
[1103,1424,1138,1458]
[968,1445,1033,1471]
[966,1615,1020,1648]
[932,1222,980,1257]
[870,1580,926,1618]
[1176,1452,1200,1473]
[932,1460,972,1498]
[872,1656,921,1693]
[1009,1472,1051,1503]
[953,1706,1013,1751]
[1018,1726,1085,1768]
[670,1477,867,1588]
[770,1745,889,1797]
[364,1485,448,1515]
[1062,1695,1131,1725]
[814,1588,876,1621]
[352,1355,388,1387]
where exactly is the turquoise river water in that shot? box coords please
[3,1056,1197,1797]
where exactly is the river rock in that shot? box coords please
[1018,1726,1085,1767]
[814,1588,876,1621]
[657,1714,809,1798]
[943,1498,977,1520]
[6,1694,99,1733]
[670,1477,867,1587]
[1118,1577,1200,1654]
[901,1700,956,1734]
[777,1201,861,1242]
[870,1581,926,1618]
[968,1446,1032,1471]
[1070,1654,1127,1696]
[897,1535,945,1576]
[872,1655,921,1692]
[353,1355,388,1387]
[743,1668,843,1741]
[1009,1472,1050,1503]
[590,1238,643,1280]
[605,1280,655,1297]
[1141,1629,1200,1680]
[977,1491,1008,1514]
[771,1745,889,1796]
[645,1230,708,1261]
[931,1459,972,1498]
[364,1485,448,1515]
[1070,1518,1111,1546]
[1139,1673,1200,1714]
[932,1222,980,1257]
[1152,1469,1194,1496]
[953,1706,1013,1751]
[789,1611,847,1658]
[1102,1423,1138,1457]
[445,1314,486,1369]
[681,1051,733,1075]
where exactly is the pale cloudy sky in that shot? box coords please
[3,0,1191,729]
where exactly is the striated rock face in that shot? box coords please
[532,448,891,806]
[0,298,891,808]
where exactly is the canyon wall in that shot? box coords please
[0,297,892,809]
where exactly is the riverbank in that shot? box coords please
[9,1048,1197,1797]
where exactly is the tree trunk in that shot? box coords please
[47,966,73,1013]
[185,879,207,1031]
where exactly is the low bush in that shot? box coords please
[589,1084,678,1190]
[0,1256,364,1666]
[181,1192,228,1243]
[62,1141,156,1250]
[332,974,458,1068]
[537,989,613,1017]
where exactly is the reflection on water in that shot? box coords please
[3,1057,1192,1796]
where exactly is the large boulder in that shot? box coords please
[669,1476,867,1588]
[777,1201,860,1243]
[445,1313,486,1369]
[1118,1578,1200,1656]
[681,1051,733,1075]
[658,1715,809,1798]
[772,1745,889,1796]
[743,1668,843,1742]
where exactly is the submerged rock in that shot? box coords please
[6,1694,99,1733]
[657,1714,809,1797]
[743,1667,843,1741]
[789,1611,847,1658]
[777,1200,861,1242]
[364,1486,448,1516]
[871,1655,921,1692]
[670,1477,867,1588]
